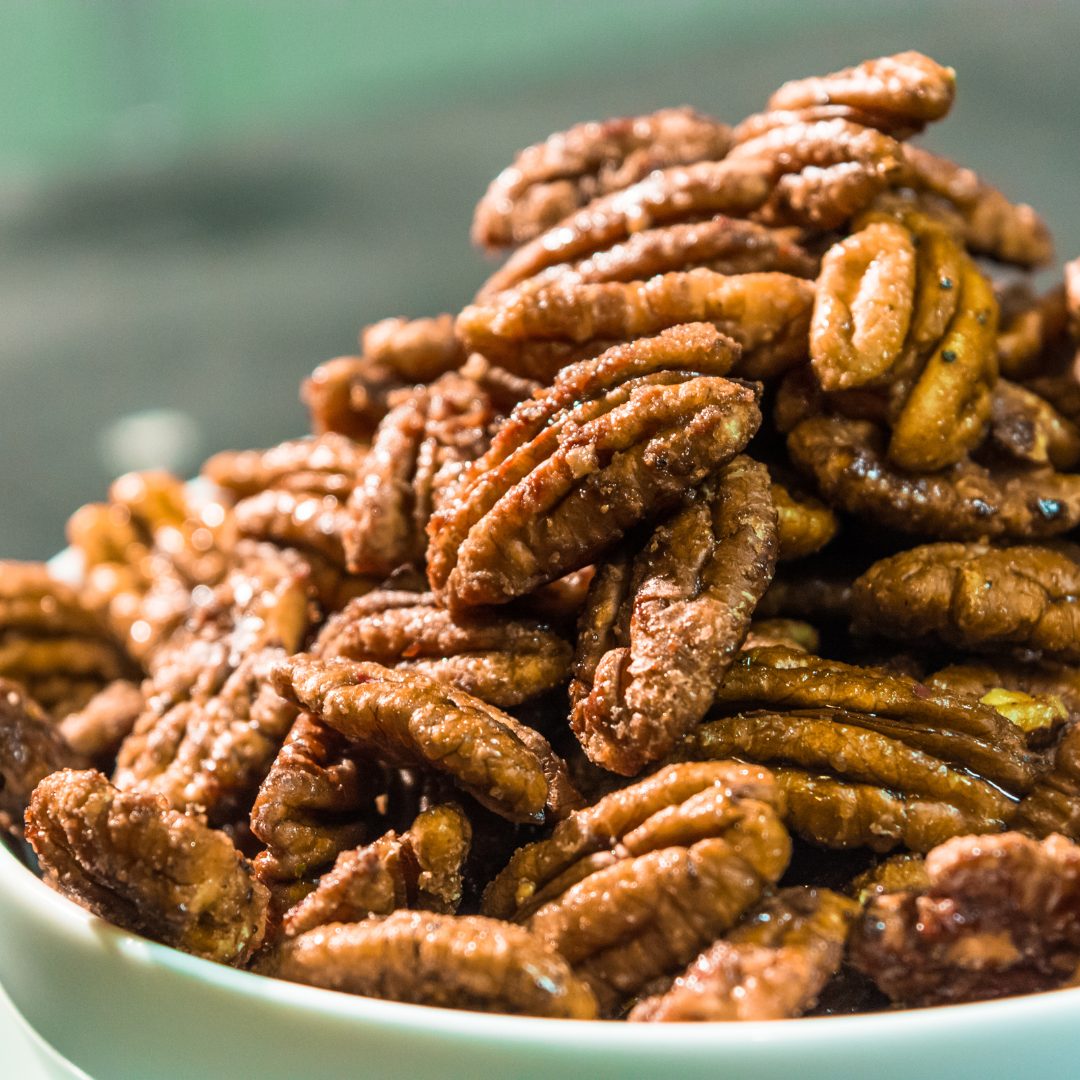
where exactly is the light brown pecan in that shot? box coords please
[851,853,929,902]
[472,106,733,250]
[569,457,777,775]
[852,543,1080,661]
[788,415,1080,541]
[315,590,571,707]
[269,910,599,1018]
[629,886,858,1021]
[301,355,405,444]
[57,679,144,763]
[26,768,268,964]
[851,831,1080,1005]
[770,478,838,561]
[360,314,465,383]
[426,327,761,610]
[272,655,577,824]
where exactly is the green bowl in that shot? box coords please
[2,841,1079,1080]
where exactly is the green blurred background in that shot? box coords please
[1,0,1078,557]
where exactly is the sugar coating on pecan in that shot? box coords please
[570,456,777,776]
[629,886,858,1021]
[315,590,572,707]
[852,543,1080,661]
[788,415,1080,541]
[269,910,599,1018]
[472,106,733,250]
[272,655,577,824]
[427,327,761,610]
[851,831,1080,1005]
[26,768,268,964]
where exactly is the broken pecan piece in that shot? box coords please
[570,456,777,775]
[770,478,838,561]
[26,768,268,964]
[988,379,1080,470]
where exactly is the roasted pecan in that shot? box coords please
[742,618,820,653]
[360,314,464,383]
[472,107,732,250]
[629,886,858,1021]
[851,852,929,901]
[57,679,144,763]
[427,327,761,610]
[770,478,838,561]
[997,286,1069,380]
[26,768,268,964]
[1015,721,1080,840]
[273,655,577,824]
[345,375,493,577]
[269,911,598,1018]
[852,543,1080,661]
[477,157,773,296]
[315,590,571,707]
[851,831,1080,1005]
[988,379,1080,469]
[788,415,1080,540]
[569,457,777,775]
[301,355,404,443]
[930,659,1080,720]
[459,270,813,382]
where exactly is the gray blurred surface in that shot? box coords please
[1,0,1078,558]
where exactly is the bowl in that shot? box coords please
[2,839,1079,1080]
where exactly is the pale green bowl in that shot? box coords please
[1,839,1078,1080]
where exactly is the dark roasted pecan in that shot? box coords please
[852,543,1080,660]
[988,379,1080,469]
[315,590,571,707]
[1016,722,1080,840]
[788,415,1080,540]
[629,886,858,1021]
[472,107,732,250]
[756,573,852,623]
[26,768,268,964]
[273,655,577,824]
[427,326,761,610]
[569,456,777,775]
[269,910,598,1018]
[997,286,1068,380]
[851,831,1080,1004]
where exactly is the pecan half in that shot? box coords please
[988,379,1080,470]
[360,314,464,383]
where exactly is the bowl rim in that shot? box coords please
[4,837,1080,1045]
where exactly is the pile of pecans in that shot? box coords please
[5,51,1080,1021]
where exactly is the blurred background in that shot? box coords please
[1,0,1078,558]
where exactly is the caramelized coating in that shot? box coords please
[460,270,813,382]
[345,375,493,576]
[472,107,733,250]
[852,543,1080,661]
[1016,722,1080,840]
[851,853,929,901]
[57,679,144,762]
[270,911,599,1019]
[301,355,404,443]
[315,591,572,707]
[629,887,858,1021]
[232,489,354,576]
[427,328,761,610]
[570,457,777,775]
[788,415,1080,540]
[989,379,1080,470]
[477,157,773,296]
[273,655,577,824]
[770,480,838,561]
[851,832,1080,1005]
[0,680,84,833]
[766,52,956,130]
[26,769,268,964]
[903,146,1053,268]
[360,314,464,383]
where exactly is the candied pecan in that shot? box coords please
[301,355,404,443]
[315,590,571,707]
[456,353,540,416]
[988,379,1080,469]
[281,802,470,937]
[997,286,1069,380]
[764,52,956,131]
[977,688,1067,739]
[459,270,813,381]
[360,314,464,383]
[477,156,773,296]
[851,853,929,901]
[887,255,999,471]
[1015,721,1080,840]
[709,646,1035,793]
[770,479,838,561]
[0,679,84,834]
[273,656,577,824]
[427,328,761,610]
[269,911,598,1018]
[852,542,1080,661]
[728,118,907,229]
[851,831,1080,1005]
[251,713,375,885]
[345,375,493,577]
[756,573,852,622]
[788,415,1080,540]
[569,457,777,775]
[473,106,732,250]
[903,145,1053,268]
[930,659,1080,720]
[57,679,144,762]
[629,886,858,1021]
[742,618,820,653]
[515,767,791,1012]
[26,768,268,964]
